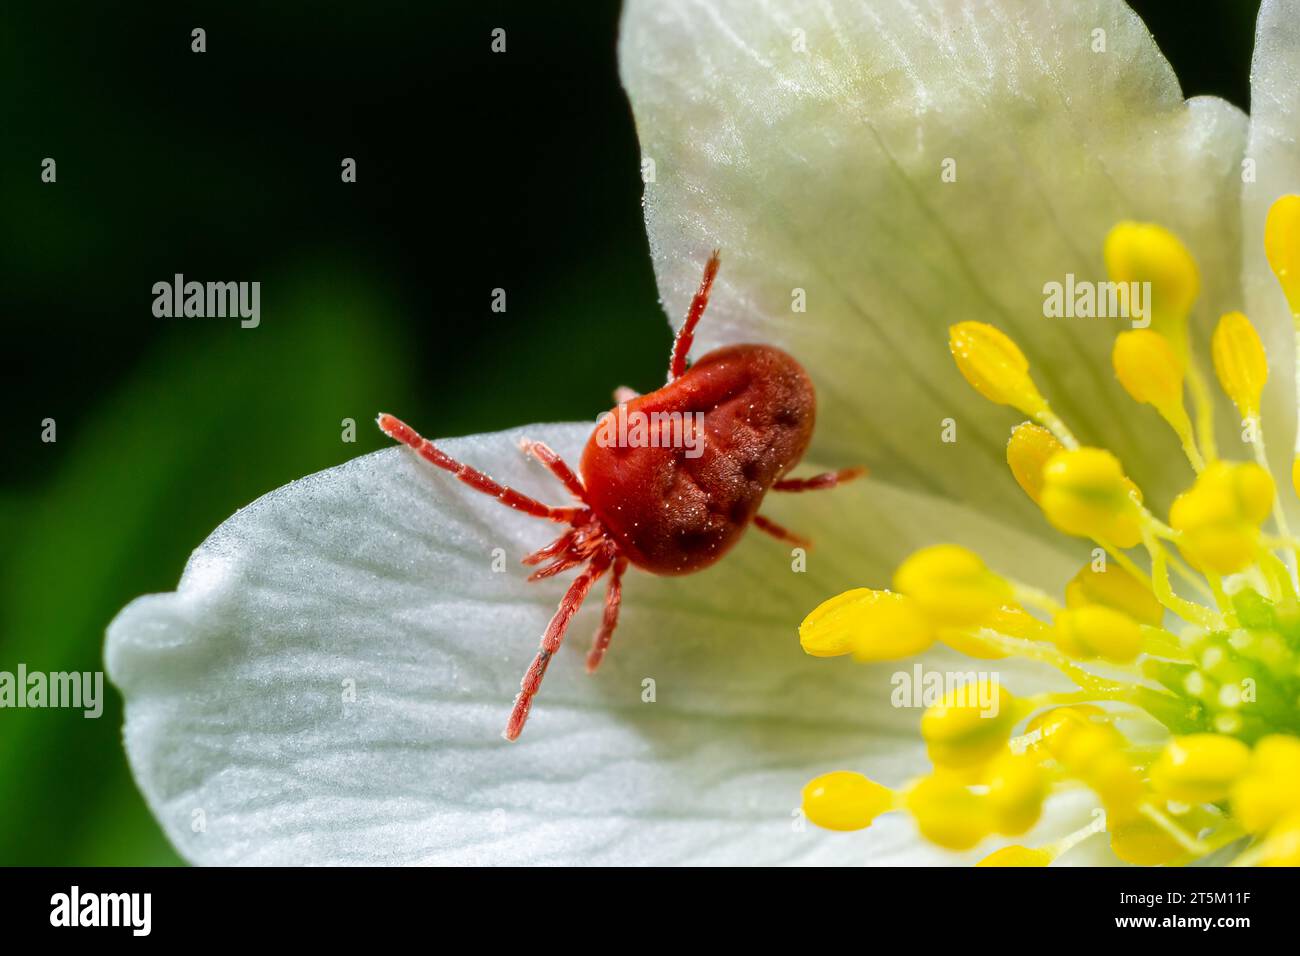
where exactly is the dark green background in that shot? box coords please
[0,1,1261,865]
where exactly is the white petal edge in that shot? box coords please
[106,422,1087,865]
[620,0,1250,525]
[1245,0,1300,492]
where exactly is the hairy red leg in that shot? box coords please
[522,529,579,568]
[378,414,582,523]
[522,530,591,581]
[773,467,867,492]
[586,555,629,673]
[526,553,587,582]
[505,549,615,741]
[612,386,640,404]
[753,514,812,549]
[667,250,722,382]
[519,438,587,502]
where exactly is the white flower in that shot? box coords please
[107,0,1300,865]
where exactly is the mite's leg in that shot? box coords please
[519,438,587,502]
[753,514,812,549]
[522,529,579,568]
[526,553,587,582]
[667,250,722,382]
[773,467,867,493]
[586,555,629,673]
[378,414,581,523]
[504,549,615,741]
[521,529,591,581]
[612,386,640,404]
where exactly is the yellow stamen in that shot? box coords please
[976,812,1106,867]
[1140,530,1223,629]
[985,750,1047,836]
[798,588,933,661]
[905,774,993,851]
[975,845,1053,867]
[939,606,1036,660]
[1053,723,1144,824]
[1064,562,1163,626]
[1052,605,1143,664]
[1039,448,1142,548]
[1112,329,1202,470]
[1230,735,1300,834]
[801,771,895,832]
[1255,813,1300,866]
[893,544,1012,627]
[1023,705,1107,759]
[1006,422,1064,505]
[1103,221,1199,345]
[1211,311,1268,420]
[920,678,1016,770]
[1265,194,1300,318]
[949,323,1076,445]
[1169,461,1274,575]
[1105,221,1220,461]
[1150,734,1250,804]
[1110,812,1194,866]
[949,322,1045,415]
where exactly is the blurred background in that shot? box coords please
[0,0,1263,865]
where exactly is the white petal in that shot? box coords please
[1245,0,1300,475]
[620,0,1249,521]
[107,423,1080,865]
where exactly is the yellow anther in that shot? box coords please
[1113,329,1185,408]
[1230,734,1300,834]
[1006,423,1063,505]
[1265,194,1300,316]
[1257,813,1300,866]
[799,589,933,661]
[975,845,1053,867]
[984,605,1045,641]
[920,677,1016,770]
[985,750,1047,836]
[1109,816,1188,866]
[1150,734,1250,804]
[1039,448,1142,548]
[949,322,1048,416]
[1054,723,1143,823]
[939,630,1009,660]
[801,771,894,832]
[1064,562,1163,626]
[893,544,1012,628]
[905,774,993,851]
[1052,605,1143,664]
[1040,712,1112,764]
[1025,705,1108,758]
[1169,461,1275,575]
[1104,221,1199,342]
[939,605,1033,660]
[1293,456,1300,502]
[1211,311,1268,419]
[1112,329,1201,468]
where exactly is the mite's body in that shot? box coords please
[581,343,816,575]
[379,252,861,739]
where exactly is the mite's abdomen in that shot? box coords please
[579,344,816,575]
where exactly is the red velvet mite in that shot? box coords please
[378,252,862,740]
